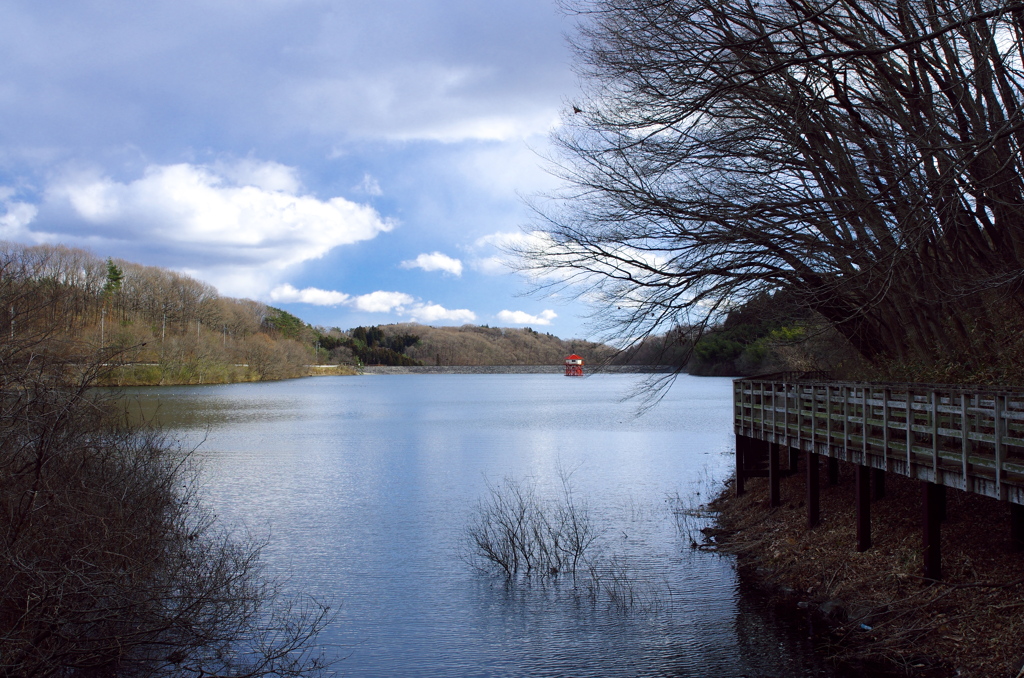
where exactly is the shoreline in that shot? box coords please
[96,363,672,385]
[358,364,673,375]
[706,465,1024,677]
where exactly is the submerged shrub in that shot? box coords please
[464,473,598,585]
[466,472,665,612]
[466,471,597,583]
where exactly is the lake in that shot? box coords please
[126,373,837,677]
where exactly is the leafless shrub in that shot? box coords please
[467,473,596,581]
[0,268,334,676]
[466,470,666,611]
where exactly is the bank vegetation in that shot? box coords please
[0,248,333,676]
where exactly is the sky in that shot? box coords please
[0,0,596,337]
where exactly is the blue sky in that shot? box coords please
[0,0,596,337]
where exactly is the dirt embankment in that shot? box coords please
[706,464,1024,677]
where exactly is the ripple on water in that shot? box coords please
[124,374,839,677]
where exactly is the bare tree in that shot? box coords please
[519,0,1024,370]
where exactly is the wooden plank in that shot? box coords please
[734,379,1024,515]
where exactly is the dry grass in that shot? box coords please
[708,462,1024,677]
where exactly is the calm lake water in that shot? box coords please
[125,373,837,677]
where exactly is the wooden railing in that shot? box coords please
[734,378,1024,505]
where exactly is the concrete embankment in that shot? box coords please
[359,365,673,375]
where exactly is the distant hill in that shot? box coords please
[376,323,615,367]
[0,242,339,384]
[0,241,626,382]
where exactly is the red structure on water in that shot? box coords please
[564,354,584,377]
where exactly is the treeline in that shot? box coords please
[317,325,422,367]
[621,294,860,378]
[360,323,616,367]
[0,242,337,384]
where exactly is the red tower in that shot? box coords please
[564,354,584,376]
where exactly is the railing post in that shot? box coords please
[883,387,891,471]
[826,385,832,451]
[843,385,850,457]
[861,386,868,465]
[960,392,970,492]
[931,390,939,479]
[811,384,818,450]
[906,389,914,474]
[995,394,1005,501]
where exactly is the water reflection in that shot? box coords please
[121,374,840,677]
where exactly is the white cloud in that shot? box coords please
[350,290,416,313]
[285,64,563,144]
[410,304,476,324]
[400,251,463,276]
[0,189,39,241]
[497,309,557,326]
[354,173,383,196]
[269,283,350,306]
[40,160,395,297]
[213,158,301,194]
[265,281,474,324]
[467,230,545,275]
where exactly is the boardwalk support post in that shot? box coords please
[923,481,943,580]
[1011,503,1024,551]
[735,436,745,497]
[769,442,781,508]
[807,451,820,528]
[856,464,871,551]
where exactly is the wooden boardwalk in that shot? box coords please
[733,374,1024,578]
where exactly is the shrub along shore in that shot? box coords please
[706,466,1024,677]
[95,362,357,386]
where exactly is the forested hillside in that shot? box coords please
[392,323,613,366]
[0,242,330,384]
[1,241,629,379]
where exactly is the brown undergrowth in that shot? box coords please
[707,463,1024,677]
